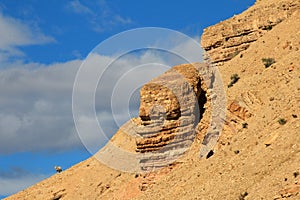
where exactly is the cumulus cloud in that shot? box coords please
[0,60,82,154]
[0,12,54,62]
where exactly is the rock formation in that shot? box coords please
[135,63,206,171]
[201,0,300,65]
[94,62,215,172]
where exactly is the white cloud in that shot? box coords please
[171,36,204,63]
[67,0,93,15]
[0,60,82,154]
[114,15,133,25]
[66,0,133,33]
[0,12,54,62]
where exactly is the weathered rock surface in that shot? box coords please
[201,0,300,65]
[135,63,208,171]
[77,63,214,174]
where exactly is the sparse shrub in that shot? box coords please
[293,171,299,178]
[278,118,287,125]
[228,74,240,88]
[242,122,248,128]
[262,58,276,68]
[239,192,248,200]
[231,74,240,83]
[265,25,273,30]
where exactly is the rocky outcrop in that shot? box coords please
[134,63,208,171]
[93,62,220,173]
[201,0,300,65]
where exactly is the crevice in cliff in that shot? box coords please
[197,88,207,126]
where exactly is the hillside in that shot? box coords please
[6,0,300,199]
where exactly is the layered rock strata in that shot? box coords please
[94,62,219,172]
[201,0,300,65]
[134,63,207,171]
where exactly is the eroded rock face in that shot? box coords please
[93,62,216,173]
[139,64,202,121]
[135,63,208,171]
[201,0,300,65]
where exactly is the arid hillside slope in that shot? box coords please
[6,0,300,199]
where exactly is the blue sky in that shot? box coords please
[0,0,255,198]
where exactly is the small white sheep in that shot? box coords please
[54,166,62,173]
